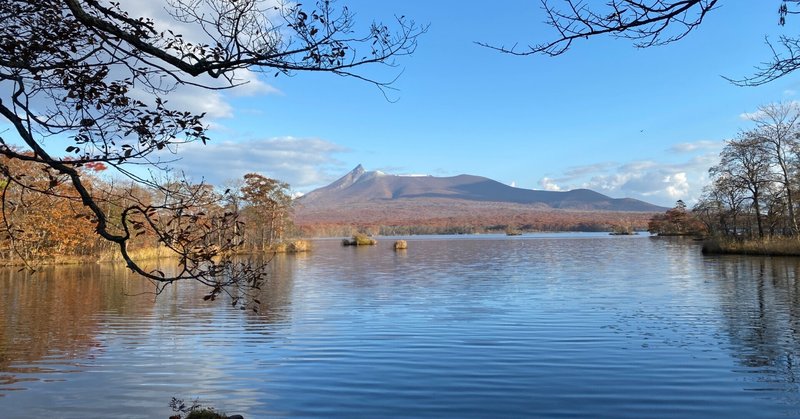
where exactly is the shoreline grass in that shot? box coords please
[0,239,312,269]
[269,239,312,253]
[702,236,800,256]
[0,246,176,268]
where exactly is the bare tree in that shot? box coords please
[747,102,800,234]
[711,133,774,237]
[710,174,747,235]
[484,0,800,85]
[0,1,423,306]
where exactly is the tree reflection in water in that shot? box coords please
[0,255,298,394]
[0,264,153,390]
[710,256,800,393]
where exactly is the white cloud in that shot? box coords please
[664,172,689,198]
[537,144,720,206]
[164,136,349,188]
[785,89,797,97]
[538,177,562,191]
[165,90,234,119]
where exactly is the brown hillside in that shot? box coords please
[294,165,664,235]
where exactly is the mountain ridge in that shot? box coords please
[298,165,667,212]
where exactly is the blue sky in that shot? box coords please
[21,1,800,207]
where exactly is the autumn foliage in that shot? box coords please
[647,200,706,236]
[0,156,294,266]
[0,154,110,262]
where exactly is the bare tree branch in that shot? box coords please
[479,0,718,56]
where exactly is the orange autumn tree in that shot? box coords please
[648,200,707,236]
[0,154,101,261]
[240,173,293,250]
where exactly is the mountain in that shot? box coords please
[299,165,666,212]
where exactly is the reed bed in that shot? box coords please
[702,236,800,256]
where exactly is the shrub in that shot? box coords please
[342,233,377,246]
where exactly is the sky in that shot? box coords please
[12,1,800,207]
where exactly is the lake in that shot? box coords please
[1,233,800,418]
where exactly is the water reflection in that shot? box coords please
[2,236,800,417]
[708,256,800,397]
[0,264,154,390]
[0,257,297,394]
[244,254,297,331]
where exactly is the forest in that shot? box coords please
[0,154,295,266]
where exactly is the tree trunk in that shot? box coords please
[786,182,797,235]
[753,193,764,238]
[777,151,798,234]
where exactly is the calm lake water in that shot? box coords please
[2,233,800,418]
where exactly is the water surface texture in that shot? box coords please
[2,234,800,418]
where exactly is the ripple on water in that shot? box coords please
[1,234,800,418]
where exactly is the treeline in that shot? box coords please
[0,155,294,264]
[692,103,800,239]
[297,216,653,237]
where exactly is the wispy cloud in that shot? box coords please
[229,69,282,97]
[562,162,616,178]
[668,140,723,153]
[739,109,767,121]
[164,137,349,189]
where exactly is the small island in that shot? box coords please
[609,225,638,235]
[342,233,378,246]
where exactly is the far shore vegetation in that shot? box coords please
[303,217,654,238]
